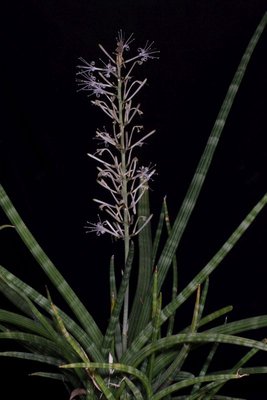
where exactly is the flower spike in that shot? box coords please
[78,31,158,238]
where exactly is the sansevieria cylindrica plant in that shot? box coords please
[0,12,267,400]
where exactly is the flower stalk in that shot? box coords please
[117,55,130,352]
[77,30,159,352]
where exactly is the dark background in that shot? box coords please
[1,1,267,398]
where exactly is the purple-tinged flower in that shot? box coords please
[116,30,134,54]
[95,128,118,148]
[77,58,98,73]
[101,61,117,78]
[79,31,158,240]
[77,58,116,78]
[85,220,107,236]
[137,41,159,63]
[85,217,121,238]
[76,72,112,97]
[137,165,155,182]
[124,40,159,65]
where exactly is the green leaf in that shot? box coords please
[153,345,190,392]
[124,376,144,400]
[239,366,267,375]
[163,197,178,337]
[155,11,267,294]
[102,242,134,358]
[147,268,162,382]
[0,185,103,352]
[0,265,104,362]
[190,342,219,395]
[0,331,61,354]
[197,278,209,326]
[152,352,194,380]
[197,306,233,330]
[0,276,33,317]
[0,351,63,366]
[61,361,153,399]
[152,197,166,266]
[125,12,267,355]
[205,315,267,336]
[0,309,50,337]
[0,276,77,362]
[151,373,246,400]
[109,255,117,311]
[30,371,66,380]
[204,342,266,397]
[129,186,153,342]
[122,193,267,365]
[154,287,201,392]
[128,333,267,368]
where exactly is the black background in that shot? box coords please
[1,1,267,398]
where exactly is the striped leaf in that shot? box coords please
[197,278,209,325]
[48,296,95,387]
[238,366,267,375]
[0,278,32,317]
[0,276,77,360]
[152,352,194,380]
[147,268,162,382]
[125,12,267,352]
[30,372,67,380]
[178,379,246,400]
[102,242,134,358]
[203,343,265,397]
[57,328,118,400]
[152,197,166,267]
[128,333,267,368]
[180,394,246,400]
[0,309,50,337]
[122,193,267,365]
[61,361,153,399]
[153,344,191,392]
[151,373,244,400]
[197,306,233,330]
[0,331,61,355]
[0,264,104,362]
[29,371,79,389]
[0,352,81,387]
[108,254,123,360]
[155,11,267,293]
[109,255,117,312]
[0,184,103,350]
[205,315,267,336]
[153,287,201,391]
[164,197,178,337]
[129,186,153,343]
[0,351,63,366]
[124,376,144,400]
[190,342,219,395]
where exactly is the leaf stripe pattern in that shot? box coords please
[0,185,103,358]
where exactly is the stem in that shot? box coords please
[117,62,130,353]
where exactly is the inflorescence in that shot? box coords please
[77,30,159,239]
